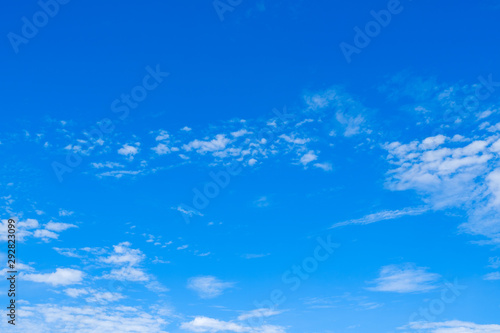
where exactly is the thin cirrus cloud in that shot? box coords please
[367,263,441,293]
[401,320,500,332]
[330,206,430,229]
[180,315,286,333]
[187,276,235,299]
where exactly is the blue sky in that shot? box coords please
[1,0,500,332]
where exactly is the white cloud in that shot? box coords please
[336,111,366,137]
[45,222,78,232]
[155,130,170,141]
[489,256,500,269]
[299,151,318,166]
[58,209,74,216]
[331,206,429,228]
[0,303,171,332]
[483,272,500,280]
[313,162,332,171]
[101,242,145,266]
[279,134,310,145]
[152,143,170,155]
[187,276,235,299]
[174,205,204,217]
[53,247,81,258]
[248,158,258,166]
[64,288,89,298]
[177,245,189,250]
[66,288,124,303]
[23,268,84,286]
[118,144,140,157]
[18,218,39,229]
[86,291,126,303]
[402,320,500,332]
[103,266,149,282]
[0,262,34,276]
[367,263,440,293]
[181,126,192,132]
[384,134,500,242]
[33,229,59,240]
[231,129,252,138]
[91,162,124,169]
[180,316,247,332]
[180,316,286,333]
[100,242,151,283]
[183,134,231,154]
[237,308,284,321]
[242,253,270,259]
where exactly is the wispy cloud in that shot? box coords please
[367,263,440,293]
[331,206,429,228]
[401,320,500,332]
[187,276,235,299]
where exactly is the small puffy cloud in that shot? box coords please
[367,263,440,293]
[118,143,140,157]
[152,143,170,155]
[99,242,151,283]
[24,268,84,286]
[187,276,235,299]
[101,242,145,266]
[45,222,78,232]
[103,266,149,282]
[155,130,170,141]
[181,126,192,132]
[58,209,74,216]
[177,245,189,250]
[183,134,231,154]
[300,151,318,166]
